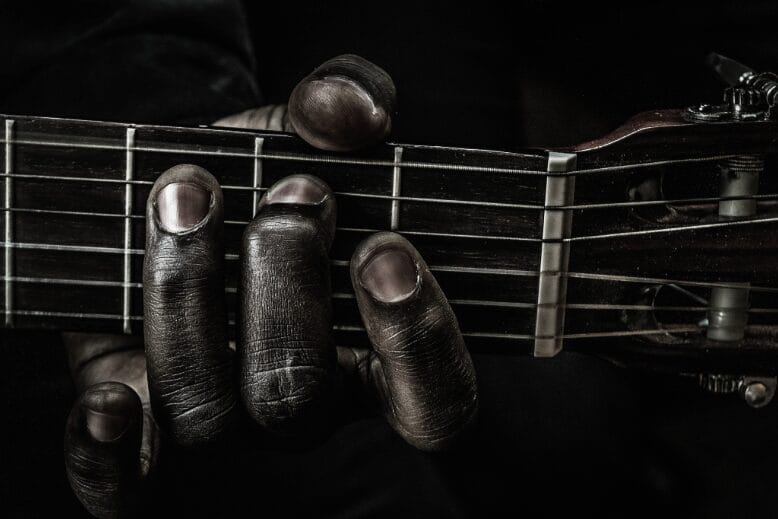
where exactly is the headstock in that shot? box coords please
[557,55,778,407]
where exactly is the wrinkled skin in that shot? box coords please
[64,55,478,518]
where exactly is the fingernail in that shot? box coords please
[360,249,419,303]
[83,407,129,442]
[263,176,328,206]
[156,182,211,233]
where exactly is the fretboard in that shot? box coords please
[0,115,552,354]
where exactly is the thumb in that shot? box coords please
[212,104,292,132]
[213,54,396,152]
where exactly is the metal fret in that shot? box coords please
[252,137,264,217]
[122,127,135,334]
[4,120,14,326]
[534,152,577,357]
[391,147,403,231]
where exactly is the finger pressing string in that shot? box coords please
[143,165,237,447]
[239,174,339,440]
[350,232,478,451]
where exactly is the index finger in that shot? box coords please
[143,165,237,447]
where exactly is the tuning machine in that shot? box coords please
[686,53,778,122]
[699,374,777,408]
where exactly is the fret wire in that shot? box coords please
[4,120,14,326]
[122,128,135,334]
[252,137,264,218]
[391,147,403,231]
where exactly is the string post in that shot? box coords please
[706,155,762,343]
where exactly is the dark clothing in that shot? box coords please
[3,2,778,517]
[0,0,260,124]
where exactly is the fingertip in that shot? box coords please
[70,382,142,444]
[254,174,337,246]
[81,383,140,442]
[239,176,339,441]
[148,164,222,235]
[350,232,425,304]
[65,383,144,518]
[349,233,479,452]
[288,54,396,151]
[143,163,235,448]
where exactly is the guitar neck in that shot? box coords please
[5,112,778,373]
[0,114,549,354]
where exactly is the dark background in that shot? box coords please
[2,1,778,517]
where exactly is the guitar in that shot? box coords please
[2,54,777,407]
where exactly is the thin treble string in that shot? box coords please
[0,136,738,177]
[571,154,739,175]
[0,137,547,175]
[568,214,778,242]
[5,190,778,219]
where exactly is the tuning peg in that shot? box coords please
[706,52,755,86]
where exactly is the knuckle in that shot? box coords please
[375,303,479,452]
[240,336,334,433]
[395,396,478,452]
[145,240,216,287]
[151,373,236,447]
[244,212,323,253]
[383,302,456,354]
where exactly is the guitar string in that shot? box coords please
[0,136,740,176]
[4,274,778,314]
[0,134,742,176]
[4,190,778,217]
[2,200,778,245]
[0,307,707,341]
[2,240,776,293]
[2,136,776,321]
[1,134,773,340]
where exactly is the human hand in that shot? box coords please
[64,55,478,518]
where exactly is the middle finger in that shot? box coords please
[239,174,338,440]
